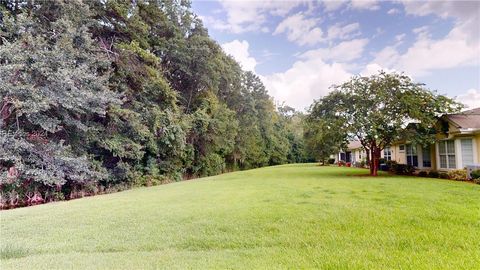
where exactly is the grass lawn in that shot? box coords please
[1,164,479,269]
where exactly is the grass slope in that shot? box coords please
[1,164,479,269]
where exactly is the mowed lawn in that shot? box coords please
[1,164,479,269]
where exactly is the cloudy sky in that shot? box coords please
[192,0,480,110]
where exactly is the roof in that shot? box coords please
[446,107,480,129]
[347,141,363,150]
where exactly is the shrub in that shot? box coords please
[382,160,397,171]
[417,171,428,177]
[447,169,467,181]
[346,162,351,167]
[471,169,480,180]
[354,161,366,168]
[379,158,386,164]
[439,172,449,179]
[328,158,335,165]
[390,163,415,175]
[428,170,439,178]
[338,160,346,166]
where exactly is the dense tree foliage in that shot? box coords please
[0,0,308,208]
[304,92,347,164]
[306,71,462,175]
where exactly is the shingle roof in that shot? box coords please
[347,141,363,149]
[446,107,480,129]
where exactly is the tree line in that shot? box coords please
[0,0,310,208]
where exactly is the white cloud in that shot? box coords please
[273,13,361,46]
[326,22,361,41]
[299,38,369,63]
[221,40,257,72]
[360,63,397,77]
[323,0,380,12]
[369,4,479,77]
[262,44,356,110]
[273,13,323,46]
[395,33,406,42]
[350,0,380,11]
[455,89,480,109]
[205,1,306,34]
[322,0,348,12]
[401,1,479,40]
[387,8,400,15]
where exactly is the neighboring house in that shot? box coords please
[334,107,480,170]
[336,141,385,164]
[433,107,480,170]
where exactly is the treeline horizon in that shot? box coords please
[0,0,312,209]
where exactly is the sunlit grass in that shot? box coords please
[1,164,479,269]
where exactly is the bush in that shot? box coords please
[428,170,439,178]
[379,158,386,164]
[474,178,480,185]
[354,161,366,168]
[338,160,346,166]
[381,160,397,171]
[439,172,449,179]
[471,169,480,180]
[417,171,428,177]
[328,158,335,165]
[390,163,415,175]
[447,169,467,181]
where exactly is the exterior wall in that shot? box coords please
[350,148,365,163]
[390,143,407,164]
[430,145,437,170]
[435,135,480,170]
[389,142,435,170]
[476,134,480,164]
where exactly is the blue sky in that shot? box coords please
[191,0,480,110]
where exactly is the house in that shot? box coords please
[433,107,480,170]
[336,141,385,165]
[335,107,480,170]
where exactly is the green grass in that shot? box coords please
[1,164,479,269]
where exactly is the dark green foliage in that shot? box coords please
[1,0,117,208]
[428,171,440,178]
[418,171,428,177]
[0,0,303,208]
[439,172,449,179]
[470,169,480,180]
[389,163,415,175]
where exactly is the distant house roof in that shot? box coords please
[446,107,480,129]
[347,141,363,150]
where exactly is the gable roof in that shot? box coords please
[347,141,363,150]
[446,107,480,129]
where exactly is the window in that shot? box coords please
[461,139,474,166]
[399,145,405,152]
[422,145,431,167]
[384,147,392,161]
[406,144,418,167]
[439,140,456,169]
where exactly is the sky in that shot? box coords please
[191,0,480,111]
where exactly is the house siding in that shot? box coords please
[476,134,480,164]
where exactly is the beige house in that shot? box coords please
[336,108,480,171]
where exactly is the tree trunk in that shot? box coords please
[371,146,381,176]
[367,149,374,175]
